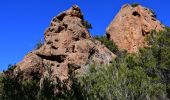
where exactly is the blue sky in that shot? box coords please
[0,0,170,71]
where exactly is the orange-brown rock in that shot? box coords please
[106,4,165,53]
[13,5,116,93]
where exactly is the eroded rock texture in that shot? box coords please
[106,4,164,53]
[13,5,115,93]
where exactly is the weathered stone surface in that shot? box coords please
[106,4,165,53]
[15,52,44,80]
[13,5,115,93]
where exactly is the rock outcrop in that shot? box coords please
[13,5,115,93]
[106,4,164,53]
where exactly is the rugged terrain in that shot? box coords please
[12,5,115,93]
[1,3,169,100]
[107,4,164,53]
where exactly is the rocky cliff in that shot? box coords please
[12,5,115,93]
[106,4,165,53]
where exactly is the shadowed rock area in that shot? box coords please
[12,5,116,93]
[107,4,165,53]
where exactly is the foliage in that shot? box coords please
[150,9,157,18]
[82,20,92,30]
[95,35,119,54]
[0,75,39,100]
[131,3,139,7]
[0,76,71,100]
[7,64,17,71]
[0,74,3,99]
[0,26,170,99]
[77,28,170,99]
[143,27,170,97]
[78,54,166,100]
[35,39,44,50]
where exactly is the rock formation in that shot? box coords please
[106,4,165,53]
[12,5,115,93]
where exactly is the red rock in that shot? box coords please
[13,5,116,93]
[106,4,165,53]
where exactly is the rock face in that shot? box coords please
[13,5,115,93]
[106,4,164,53]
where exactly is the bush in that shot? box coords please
[76,28,170,99]
[150,9,157,18]
[0,75,39,100]
[0,74,3,99]
[82,20,92,30]
[78,54,166,100]
[95,36,118,54]
[141,27,170,97]
[131,3,139,7]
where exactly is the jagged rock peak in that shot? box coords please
[106,4,165,53]
[52,5,84,23]
[66,5,83,18]
[45,5,90,44]
[12,5,116,94]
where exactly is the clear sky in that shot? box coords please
[0,0,170,71]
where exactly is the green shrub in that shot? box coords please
[0,75,39,100]
[0,75,3,100]
[82,20,92,30]
[95,36,118,54]
[7,64,16,71]
[131,3,139,7]
[75,28,170,99]
[0,74,83,100]
[141,27,170,97]
[78,54,166,100]
[150,9,157,18]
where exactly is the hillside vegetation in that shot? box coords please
[0,27,170,100]
[0,4,170,99]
